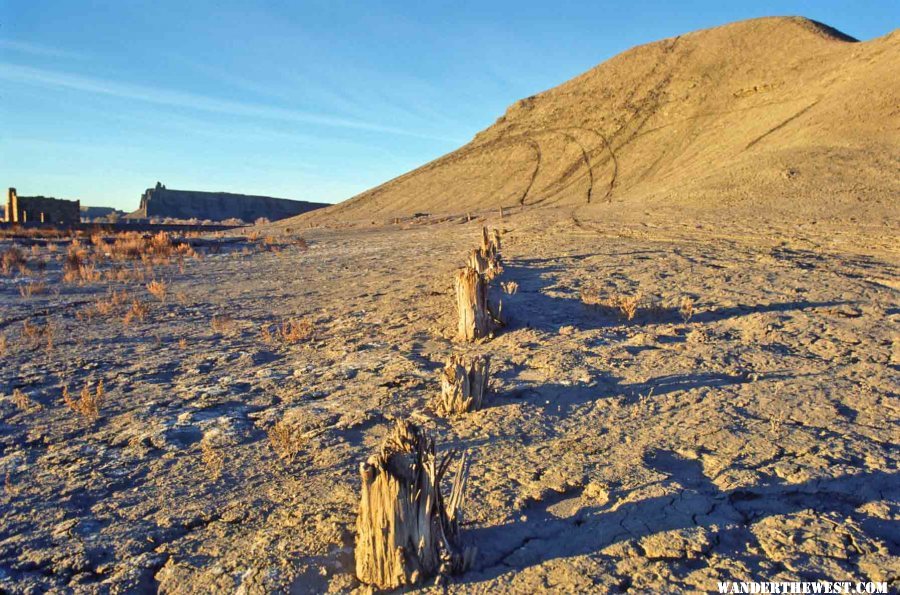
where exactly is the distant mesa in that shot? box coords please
[128,182,328,223]
[81,205,127,222]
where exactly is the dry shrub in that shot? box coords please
[66,263,101,284]
[268,420,303,464]
[609,293,642,321]
[178,338,188,350]
[262,317,314,345]
[22,319,41,343]
[247,230,260,242]
[46,242,58,253]
[294,237,308,250]
[62,241,101,283]
[123,299,149,326]
[12,388,36,412]
[63,380,104,419]
[582,286,643,322]
[280,318,313,343]
[680,297,695,322]
[210,315,234,334]
[200,431,226,480]
[109,233,145,260]
[149,231,172,253]
[19,280,47,298]
[146,279,168,302]
[64,240,87,271]
[0,334,6,357]
[1,246,28,275]
[22,319,53,350]
[79,289,129,322]
[501,281,518,295]
[107,231,194,263]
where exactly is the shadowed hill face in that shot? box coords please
[297,17,899,222]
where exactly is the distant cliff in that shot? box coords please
[130,183,328,222]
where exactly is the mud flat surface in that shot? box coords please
[0,205,897,593]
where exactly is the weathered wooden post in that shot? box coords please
[466,248,489,276]
[437,354,490,415]
[455,266,494,341]
[355,421,474,590]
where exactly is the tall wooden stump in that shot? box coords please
[355,421,474,590]
[467,248,489,276]
[476,227,503,279]
[480,226,494,258]
[455,266,494,341]
[437,354,490,415]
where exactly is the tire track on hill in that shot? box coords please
[744,100,820,150]
[519,138,542,205]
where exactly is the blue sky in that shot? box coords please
[1,1,897,210]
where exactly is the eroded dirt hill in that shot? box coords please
[297,17,898,223]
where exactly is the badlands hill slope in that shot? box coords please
[299,17,898,223]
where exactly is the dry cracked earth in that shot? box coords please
[0,205,897,593]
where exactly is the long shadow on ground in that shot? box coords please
[458,451,897,585]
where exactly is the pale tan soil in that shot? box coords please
[2,14,899,594]
[0,203,897,593]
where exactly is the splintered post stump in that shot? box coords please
[477,227,503,279]
[437,354,490,415]
[455,266,494,341]
[355,421,474,590]
[491,228,502,255]
[467,248,489,276]
[480,226,493,258]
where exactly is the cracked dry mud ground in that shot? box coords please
[0,206,897,593]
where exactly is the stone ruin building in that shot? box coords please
[3,188,81,225]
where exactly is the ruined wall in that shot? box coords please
[134,182,327,222]
[4,188,81,224]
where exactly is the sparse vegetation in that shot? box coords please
[581,286,643,322]
[608,292,642,321]
[2,246,28,275]
[12,388,36,412]
[22,319,54,351]
[200,431,226,480]
[262,317,314,345]
[680,296,695,322]
[62,381,104,419]
[19,280,47,298]
[210,315,235,334]
[146,279,168,302]
[268,420,303,464]
[123,299,150,326]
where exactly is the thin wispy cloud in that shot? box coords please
[0,39,85,60]
[0,62,464,144]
